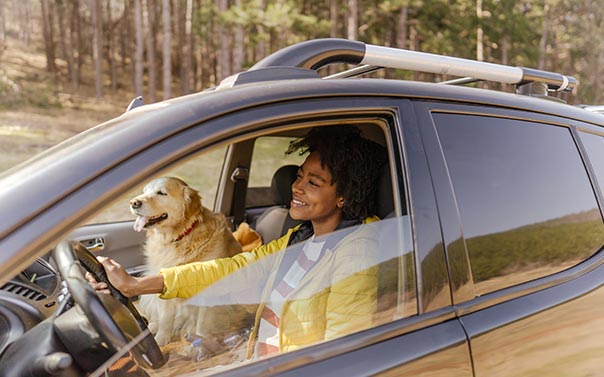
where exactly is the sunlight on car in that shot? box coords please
[99,217,415,376]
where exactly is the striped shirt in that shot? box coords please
[255,236,325,358]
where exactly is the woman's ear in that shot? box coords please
[337,197,345,208]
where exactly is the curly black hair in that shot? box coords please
[286,126,387,220]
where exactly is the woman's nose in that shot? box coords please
[291,179,302,194]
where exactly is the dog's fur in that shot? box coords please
[130,177,249,349]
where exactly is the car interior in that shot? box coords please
[0,120,410,376]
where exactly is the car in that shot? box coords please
[1,38,604,376]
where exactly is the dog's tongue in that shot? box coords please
[134,216,147,232]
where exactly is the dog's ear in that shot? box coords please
[183,184,202,219]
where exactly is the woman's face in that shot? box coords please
[290,151,344,235]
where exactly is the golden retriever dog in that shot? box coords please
[130,176,251,356]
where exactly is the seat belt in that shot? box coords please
[230,166,249,230]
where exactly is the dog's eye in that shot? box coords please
[157,191,167,196]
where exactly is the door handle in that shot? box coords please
[79,237,105,252]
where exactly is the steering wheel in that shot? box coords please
[52,240,166,370]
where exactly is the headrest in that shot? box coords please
[271,165,299,206]
[376,164,395,219]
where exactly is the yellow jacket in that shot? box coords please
[159,216,380,358]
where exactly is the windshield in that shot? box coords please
[93,216,416,376]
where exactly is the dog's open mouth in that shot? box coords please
[133,213,168,232]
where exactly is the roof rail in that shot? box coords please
[578,105,604,114]
[250,38,577,95]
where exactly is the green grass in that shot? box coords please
[419,209,604,301]
[467,211,604,283]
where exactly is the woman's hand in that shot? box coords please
[85,256,139,297]
[86,256,165,297]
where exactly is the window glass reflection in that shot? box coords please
[578,131,604,197]
[112,217,416,376]
[434,114,604,295]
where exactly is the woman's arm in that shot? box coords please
[87,256,165,297]
[160,230,293,299]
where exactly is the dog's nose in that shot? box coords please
[130,199,142,209]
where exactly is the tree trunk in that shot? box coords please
[19,2,33,44]
[501,35,509,65]
[476,0,484,61]
[409,20,419,80]
[0,1,5,42]
[396,6,408,49]
[144,0,157,102]
[55,0,68,62]
[181,0,192,94]
[134,0,144,97]
[232,0,245,74]
[216,0,231,82]
[328,0,338,75]
[106,0,117,92]
[70,0,81,89]
[538,1,550,70]
[90,0,103,99]
[175,0,185,94]
[40,0,57,75]
[330,0,338,37]
[347,0,357,40]
[57,0,75,86]
[162,0,171,99]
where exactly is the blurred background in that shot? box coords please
[1,0,603,171]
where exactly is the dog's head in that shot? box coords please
[130,177,202,232]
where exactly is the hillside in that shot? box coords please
[0,37,129,173]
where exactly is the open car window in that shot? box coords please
[92,216,416,376]
[86,146,228,224]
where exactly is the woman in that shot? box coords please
[90,126,387,359]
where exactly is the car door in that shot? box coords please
[198,98,473,376]
[415,100,604,376]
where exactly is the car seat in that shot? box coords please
[253,165,301,243]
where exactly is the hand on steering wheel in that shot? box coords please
[53,240,166,370]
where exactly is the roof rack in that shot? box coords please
[247,38,577,96]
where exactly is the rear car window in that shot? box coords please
[578,130,604,196]
[434,113,604,295]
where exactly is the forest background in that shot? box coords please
[1,0,603,172]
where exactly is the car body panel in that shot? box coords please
[463,260,604,376]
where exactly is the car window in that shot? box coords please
[578,130,604,196]
[434,113,604,296]
[249,136,306,188]
[99,217,416,376]
[86,146,227,224]
[245,136,306,209]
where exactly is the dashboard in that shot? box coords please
[0,258,63,356]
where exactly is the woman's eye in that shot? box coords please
[157,191,167,196]
[309,180,319,187]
